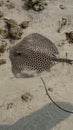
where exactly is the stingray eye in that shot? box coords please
[14,51,21,56]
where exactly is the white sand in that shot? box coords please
[0,0,73,129]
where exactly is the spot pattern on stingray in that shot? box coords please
[9,33,59,78]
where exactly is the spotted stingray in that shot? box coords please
[9,33,73,78]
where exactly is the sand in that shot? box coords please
[0,0,73,129]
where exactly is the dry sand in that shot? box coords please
[0,0,73,129]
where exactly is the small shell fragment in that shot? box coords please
[0,59,6,65]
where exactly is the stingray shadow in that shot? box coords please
[0,102,73,130]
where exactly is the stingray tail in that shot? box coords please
[50,57,73,64]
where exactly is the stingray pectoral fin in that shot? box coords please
[15,69,39,78]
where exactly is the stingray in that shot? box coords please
[9,33,73,78]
